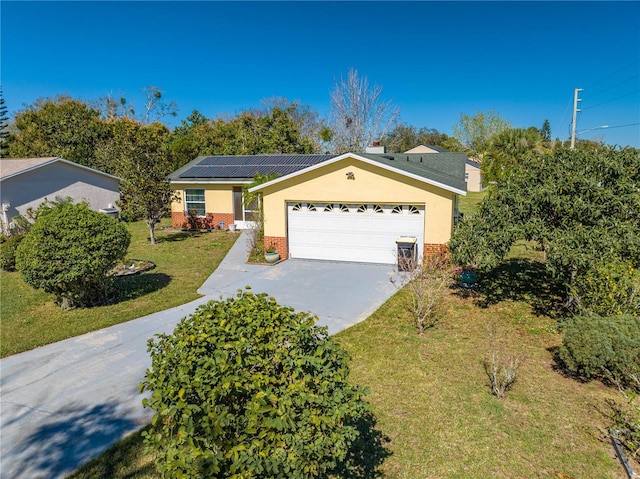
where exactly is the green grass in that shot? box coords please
[0,219,239,357]
[69,255,623,479]
[458,190,488,216]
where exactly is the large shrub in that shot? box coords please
[0,234,25,271]
[15,202,130,309]
[572,260,640,317]
[559,313,640,387]
[141,290,371,478]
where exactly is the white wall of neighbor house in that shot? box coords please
[465,162,485,192]
[0,162,120,230]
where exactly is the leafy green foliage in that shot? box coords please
[95,118,176,244]
[483,127,547,182]
[451,109,510,162]
[449,146,640,311]
[0,234,25,271]
[141,290,371,478]
[381,124,449,153]
[572,260,640,316]
[15,202,130,309]
[559,313,640,387]
[8,95,106,167]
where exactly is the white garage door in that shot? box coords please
[287,202,424,264]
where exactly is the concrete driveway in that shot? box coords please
[0,232,400,478]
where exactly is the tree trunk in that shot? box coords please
[148,220,156,245]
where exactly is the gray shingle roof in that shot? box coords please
[169,155,337,180]
[361,152,467,192]
[169,152,467,193]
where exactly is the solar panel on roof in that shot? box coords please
[180,155,337,179]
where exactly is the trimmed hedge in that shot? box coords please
[559,313,640,387]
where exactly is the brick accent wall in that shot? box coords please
[171,211,186,228]
[171,211,234,230]
[423,243,449,258]
[264,236,288,258]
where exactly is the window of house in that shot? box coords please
[185,189,206,216]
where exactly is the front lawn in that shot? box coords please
[68,256,623,478]
[0,219,239,357]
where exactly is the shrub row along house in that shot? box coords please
[169,151,467,265]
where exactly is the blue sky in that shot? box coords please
[2,1,639,147]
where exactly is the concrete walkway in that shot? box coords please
[0,232,400,478]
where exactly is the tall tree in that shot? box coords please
[483,127,547,182]
[9,96,106,167]
[0,87,9,158]
[452,109,510,163]
[381,124,449,153]
[539,119,551,141]
[450,146,640,310]
[97,85,178,125]
[260,97,325,152]
[141,85,178,125]
[329,68,399,153]
[95,118,176,244]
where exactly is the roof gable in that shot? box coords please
[404,145,448,154]
[250,152,467,195]
[0,157,120,182]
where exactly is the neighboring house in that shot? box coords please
[404,144,448,154]
[464,159,485,192]
[403,145,485,192]
[0,157,120,234]
[170,152,466,265]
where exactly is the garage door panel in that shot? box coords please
[288,203,424,264]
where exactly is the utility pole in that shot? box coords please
[570,88,583,149]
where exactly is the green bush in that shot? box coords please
[572,260,640,316]
[141,290,371,478]
[0,234,25,271]
[559,313,640,387]
[15,202,130,309]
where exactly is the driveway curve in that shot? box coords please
[0,232,400,478]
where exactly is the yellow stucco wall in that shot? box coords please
[260,157,456,244]
[171,184,234,214]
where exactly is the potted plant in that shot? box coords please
[459,265,477,288]
[264,244,280,264]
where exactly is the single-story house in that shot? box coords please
[464,159,485,192]
[170,152,466,265]
[403,145,485,192]
[0,157,120,234]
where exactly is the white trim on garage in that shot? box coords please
[287,202,424,264]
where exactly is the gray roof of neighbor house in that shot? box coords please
[0,157,120,181]
[169,152,467,193]
[168,154,338,181]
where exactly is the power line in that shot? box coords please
[584,74,640,99]
[582,88,640,110]
[584,59,640,90]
